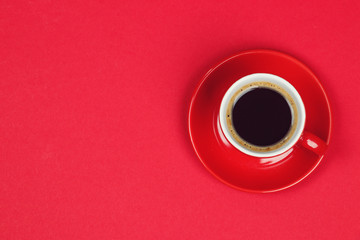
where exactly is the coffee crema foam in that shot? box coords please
[225,81,298,152]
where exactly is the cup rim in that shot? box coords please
[219,73,306,157]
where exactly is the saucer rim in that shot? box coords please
[188,49,333,193]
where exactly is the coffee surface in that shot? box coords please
[232,87,292,147]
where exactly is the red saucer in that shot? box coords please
[188,49,332,193]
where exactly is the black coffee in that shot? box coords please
[232,87,292,147]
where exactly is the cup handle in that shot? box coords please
[298,131,328,155]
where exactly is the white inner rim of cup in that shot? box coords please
[219,73,306,157]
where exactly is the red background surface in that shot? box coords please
[0,0,359,239]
